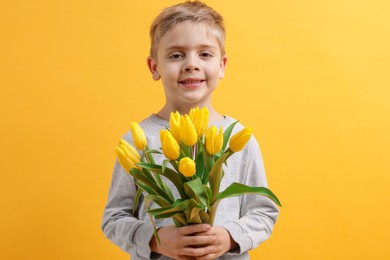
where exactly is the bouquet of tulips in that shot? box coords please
[115,107,281,242]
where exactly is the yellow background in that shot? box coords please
[1,0,389,259]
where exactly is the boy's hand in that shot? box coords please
[149,224,216,260]
[193,226,238,260]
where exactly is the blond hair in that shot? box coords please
[149,1,226,59]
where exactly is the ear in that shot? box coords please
[219,55,228,79]
[147,56,161,81]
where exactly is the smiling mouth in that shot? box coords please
[179,79,205,84]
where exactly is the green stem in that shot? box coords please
[169,160,180,173]
[169,160,188,187]
[145,145,156,163]
[224,148,234,161]
[144,145,164,190]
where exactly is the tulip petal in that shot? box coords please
[161,130,180,160]
[179,157,196,177]
[130,122,147,150]
[180,115,198,146]
[229,127,252,152]
[169,111,181,142]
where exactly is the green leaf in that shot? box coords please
[207,152,229,203]
[181,144,191,158]
[152,210,183,219]
[216,182,282,207]
[143,147,166,191]
[144,149,163,155]
[129,168,172,203]
[144,144,156,164]
[199,210,210,223]
[195,150,205,179]
[140,168,165,194]
[159,169,187,199]
[144,195,160,244]
[148,199,190,219]
[149,213,160,244]
[140,168,157,184]
[141,168,167,198]
[135,179,156,196]
[162,159,169,173]
[171,213,187,227]
[138,162,161,171]
[184,178,209,208]
[133,186,144,214]
[206,201,220,226]
[198,141,211,183]
[138,162,187,199]
[145,194,171,208]
[203,185,212,209]
[188,207,202,224]
[184,198,203,223]
[169,160,188,183]
[221,121,239,152]
[169,160,180,172]
[161,181,175,202]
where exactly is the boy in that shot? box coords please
[101,1,279,259]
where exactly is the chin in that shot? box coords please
[181,97,210,106]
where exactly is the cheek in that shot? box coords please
[161,64,180,79]
[207,65,222,79]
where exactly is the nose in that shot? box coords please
[183,56,200,72]
[184,65,199,72]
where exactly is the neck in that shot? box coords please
[156,104,224,123]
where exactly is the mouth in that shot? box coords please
[179,78,205,88]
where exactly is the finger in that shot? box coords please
[182,245,215,257]
[192,229,217,236]
[182,234,216,246]
[177,256,197,260]
[192,252,219,260]
[179,224,211,235]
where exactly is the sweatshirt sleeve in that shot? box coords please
[222,137,279,254]
[101,160,160,260]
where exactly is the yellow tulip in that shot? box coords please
[180,115,198,146]
[229,127,252,152]
[179,157,196,177]
[119,143,138,163]
[119,138,140,161]
[115,140,140,172]
[189,107,209,137]
[130,122,147,150]
[160,129,180,160]
[205,126,224,155]
[169,111,181,142]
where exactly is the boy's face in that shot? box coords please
[147,21,227,109]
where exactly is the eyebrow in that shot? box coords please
[164,44,218,52]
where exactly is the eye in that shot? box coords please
[200,52,213,58]
[168,53,184,60]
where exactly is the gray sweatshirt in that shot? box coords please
[101,114,279,260]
